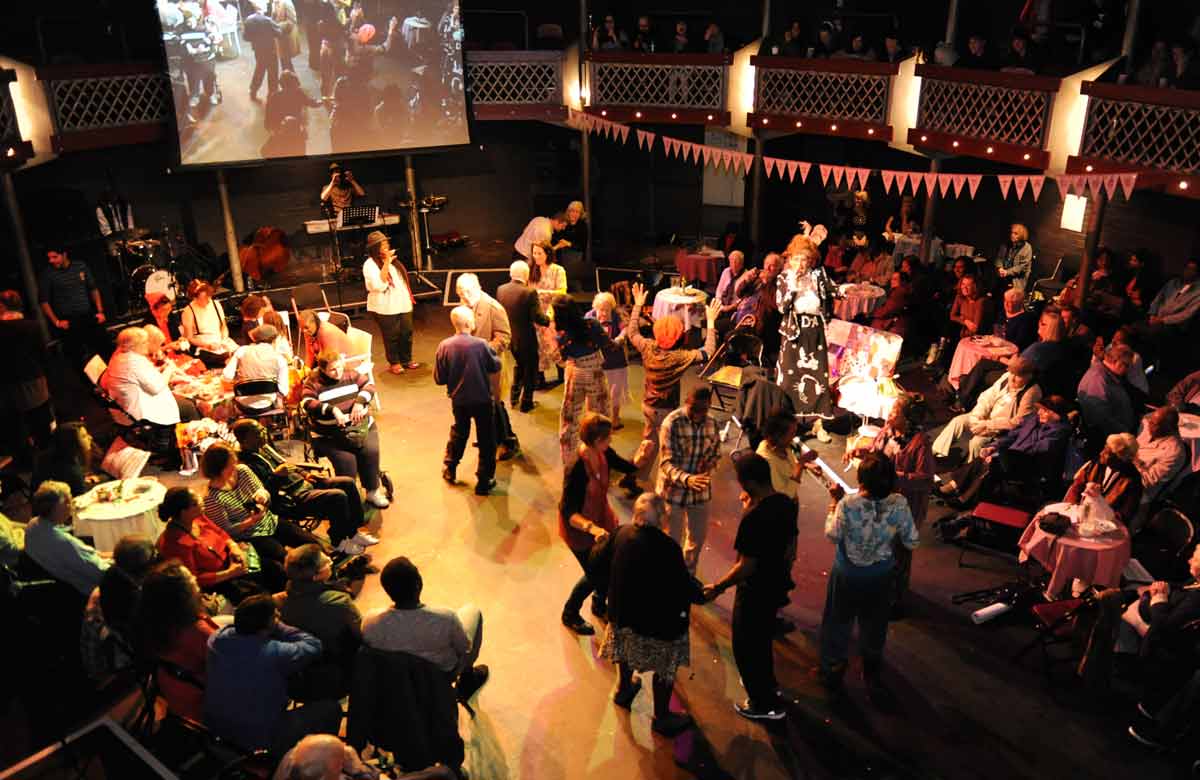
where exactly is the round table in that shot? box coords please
[1179,413,1200,473]
[74,477,167,553]
[947,336,1018,390]
[652,288,708,331]
[834,283,885,321]
[675,249,726,286]
[1018,502,1131,598]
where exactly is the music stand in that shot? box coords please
[338,204,380,228]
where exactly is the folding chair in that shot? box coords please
[1131,506,1196,581]
[1013,594,1094,686]
[232,379,290,439]
[700,315,762,413]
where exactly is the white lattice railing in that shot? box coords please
[751,57,895,125]
[915,65,1059,150]
[39,64,171,134]
[466,50,563,107]
[1078,82,1200,174]
[588,52,729,111]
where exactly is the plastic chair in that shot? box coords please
[345,326,382,411]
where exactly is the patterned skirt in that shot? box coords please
[599,625,690,682]
[536,322,561,373]
[777,312,834,419]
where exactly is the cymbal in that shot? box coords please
[127,239,162,250]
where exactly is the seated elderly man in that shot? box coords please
[1064,433,1143,526]
[223,323,289,412]
[24,481,109,595]
[101,327,191,426]
[713,250,745,335]
[1135,407,1187,505]
[1166,368,1200,412]
[272,734,456,780]
[1078,342,1135,440]
[932,357,1041,462]
[362,556,489,705]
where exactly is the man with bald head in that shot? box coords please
[272,733,454,779]
[434,306,501,495]
[496,260,550,412]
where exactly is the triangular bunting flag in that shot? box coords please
[922,172,938,195]
[764,157,777,178]
[1086,174,1104,196]
[662,137,673,157]
[881,170,895,193]
[798,162,811,183]
[635,129,645,149]
[721,148,734,170]
[820,164,833,186]
[616,125,629,144]
[833,166,846,187]
[938,174,953,196]
[966,174,982,198]
[1103,174,1119,199]
[785,160,799,182]
[857,168,871,189]
[1029,175,1045,201]
[896,171,910,195]
[1119,173,1137,200]
[1013,176,1028,200]
[997,175,1013,199]
[742,153,755,175]
[702,145,713,166]
[644,131,655,151]
[951,174,966,197]
[1057,174,1075,196]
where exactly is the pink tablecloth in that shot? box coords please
[947,336,1018,390]
[834,284,885,321]
[1018,502,1131,597]
[675,250,726,286]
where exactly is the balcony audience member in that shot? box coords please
[529,241,568,387]
[300,310,352,365]
[870,271,914,337]
[1136,39,1171,87]
[704,23,725,54]
[586,293,630,429]
[769,20,805,56]
[932,358,1041,462]
[1078,342,1135,439]
[558,412,636,636]
[101,328,188,427]
[38,246,110,367]
[592,14,629,50]
[137,560,225,722]
[668,20,693,53]
[497,260,550,413]
[223,324,289,411]
[1166,368,1200,412]
[995,223,1033,289]
[456,273,518,461]
[1083,0,1124,62]
[1134,407,1187,505]
[959,32,994,69]
[1134,258,1200,345]
[25,481,109,596]
[362,556,490,703]
[206,594,341,754]
[1001,28,1041,74]
[435,307,501,495]
[818,452,918,701]
[812,21,840,57]
[1064,433,1142,525]
[1169,40,1200,90]
[551,200,589,291]
[300,350,388,506]
[180,280,236,354]
[595,493,700,736]
[156,485,281,600]
[703,453,799,720]
[938,394,1072,508]
[631,16,657,52]
[32,422,101,497]
[836,31,875,60]
[277,545,363,700]
[881,31,905,63]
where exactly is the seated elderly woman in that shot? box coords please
[32,422,103,496]
[23,481,109,596]
[143,293,182,343]
[1064,432,1143,526]
[179,280,237,353]
[80,535,158,681]
[101,327,194,427]
[223,323,289,412]
[156,485,283,598]
[300,349,387,508]
[300,310,353,366]
[932,357,1042,463]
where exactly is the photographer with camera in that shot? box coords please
[320,162,365,213]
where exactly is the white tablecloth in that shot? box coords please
[652,288,707,330]
[403,17,431,47]
[947,336,1018,390]
[834,283,885,321]
[1180,413,1200,473]
[74,478,167,553]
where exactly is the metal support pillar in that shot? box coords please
[215,169,244,292]
[749,133,764,251]
[404,156,425,271]
[1078,191,1108,306]
[1120,0,1142,75]
[920,158,941,264]
[2,170,50,344]
[579,0,592,265]
[945,0,960,47]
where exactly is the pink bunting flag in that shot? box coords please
[997,175,1013,199]
[1103,174,1119,199]
[966,174,982,198]
[857,168,871,189]
[1086,175,1103,196]
[1056,174,1074,196]
[721,148,734,170]
[634,129,645,149]
[895,171,910,195]
[820,164,833,186]
[688,143,700,164]
[742,153,755,175]
[1029,175,1045,201]
[785,160,799,182]
[1013,176,1028,200]
[881,170,895,193]
[922,172,938,195]
[701,145,713,166]
[764,157,777,178]
[616,125,629,144]
[604,120,616,141]
[661,137,673,157]
[833,166,846,187]
[1119,172,1137,200]
[951,174,966,197]
[644,131,656,150]
[938,174,953,196]
[797,162,811,183]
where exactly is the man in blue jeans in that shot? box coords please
[434,306,501,495]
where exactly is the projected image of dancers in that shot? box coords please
[157,0,469,165]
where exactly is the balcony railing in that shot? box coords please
[37,63,170,153]
[465,50,566,121]
[1075,82,1200,176]
[585,51,731,125]
[909,65,1060,168]
[748,56,898,141]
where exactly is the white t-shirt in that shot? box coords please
[362,258,413,315]
[514,216,552,259]
[102,350,181,425]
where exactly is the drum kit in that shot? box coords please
[394,194,448,255]
[109,227,211,314]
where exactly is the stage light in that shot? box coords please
[670,112,677,119]
[1181,181,1190,190]
[920,135,927,142]
[1023,153,1031,160]
[1085,164,1093,172]
[986,146,993,154]
[635,111,642,118]
[867,128,874,135]
[830,124,837,131]
[952,140,959,147]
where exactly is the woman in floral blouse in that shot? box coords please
[530,241,567,384]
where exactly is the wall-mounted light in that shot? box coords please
[986,146,994,154]
[1060,193,1087,232]
[952,140,959,147]
[634,111,642,118]
[1181,181,1190,190]
[600,109,607,116]
[670,112,677,119]
[920,134,927,142]
[830,123,838,131]
[867,128,874,135]
[795,120,802,128]
[706,114,713,120]
[761,118,768,125]
[1023,153,1031,160]
[1084,164,1093,172]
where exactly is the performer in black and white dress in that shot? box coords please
[776,233,837,442]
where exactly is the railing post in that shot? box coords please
[749,133,764,250]
[945,0,959,47]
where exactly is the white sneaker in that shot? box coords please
[335,538,365,556]
[352,530,380,547]
[366,489,390,508]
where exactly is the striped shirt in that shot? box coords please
[203,464,278,540]
[656,407,721,507]
[300,369,375,436]
[39,263,97,318]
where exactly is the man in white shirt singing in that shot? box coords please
[363,231,420,374]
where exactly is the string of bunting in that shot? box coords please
[566,109,1138,201]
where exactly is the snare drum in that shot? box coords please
[131,265,177,309]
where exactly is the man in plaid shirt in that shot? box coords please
[656,386,721,571]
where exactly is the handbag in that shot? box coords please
[339,419,372,450]
[1038,511,1071,536]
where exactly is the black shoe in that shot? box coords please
[562,614,595,635]
[590,598,607,620]
[497,443,518,461]
[613,678,641,709]
[443,465,458,485]
[734,698,787,721]
[475,478,497,495]
[519,401,537,413]
[457,665,490,702]
[651,712,694,737]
